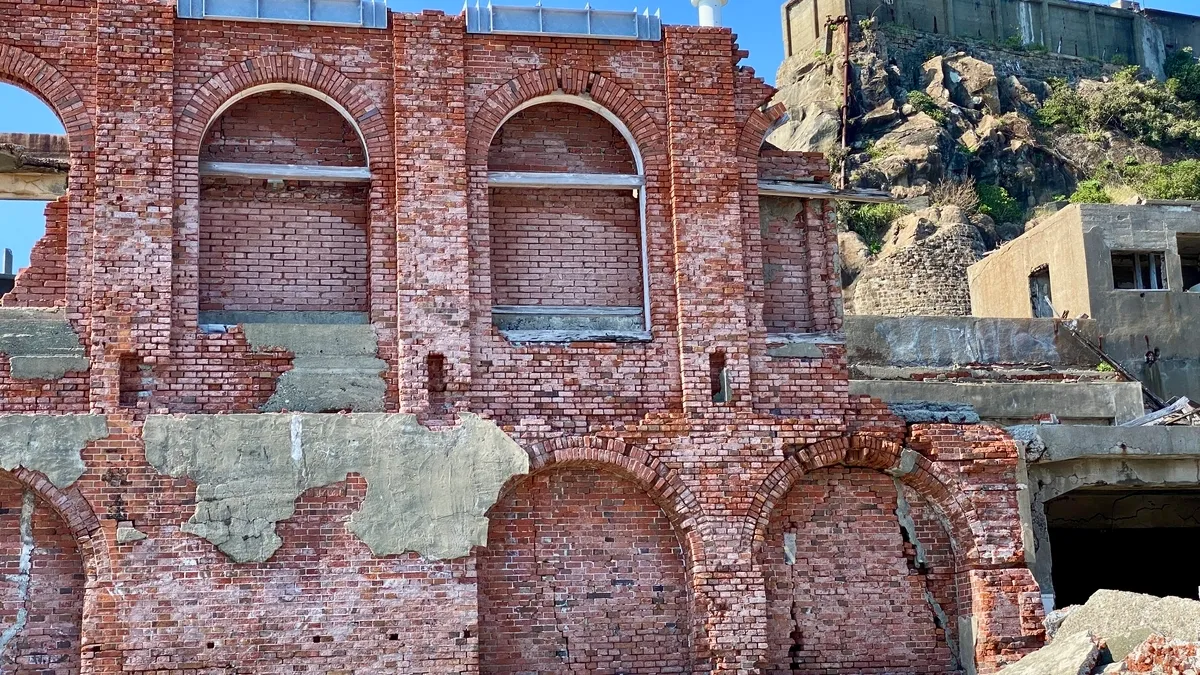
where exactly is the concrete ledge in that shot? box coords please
[198,310,369,326]
[500,329,653,344]
[850,380,1144,424]
[846,315,1100,367]
[766,332,844,358]
[0,308,88,380]
[492,305,645,334]
[1032,425,1200,463]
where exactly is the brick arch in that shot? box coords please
[175,54,391,167]
[744,434,983,565]
[501,435,707,566]
[737,101,787,159]
[467,66,665,161]
[0,42,93,155]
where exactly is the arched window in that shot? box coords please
[197,87,371,321]
[487,96,650,342]
[0,83,69,307]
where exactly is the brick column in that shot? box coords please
[664,26,753,414]
[90,0,175,412]
[393,11,471,414]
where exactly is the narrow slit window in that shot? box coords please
[1029,264,1053,318]
[710,351,730,404]
[1112,251,1166,290]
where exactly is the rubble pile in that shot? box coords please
[1000,591,1200,675]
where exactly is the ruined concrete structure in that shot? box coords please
[0,1,1052,673]
[969,203,1200,402]
[782,0,1200,79]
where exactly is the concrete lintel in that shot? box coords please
[488,171,645,190]
[0,171,66,200]
[850,380,1143,425]
[758,180,892,203]
[499,329,652,344]
[199,161,371,182]
[1031,425,1200,463]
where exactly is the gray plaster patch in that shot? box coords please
[887,401,981,424]
[925,591,960,671]
[0,308,88,380]
[143,413,529,563]
[893,479,927,566]
[116,523,148,544]
[0,414,108,487]
[241,323,387,413]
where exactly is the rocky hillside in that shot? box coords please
[772,24,1200,316]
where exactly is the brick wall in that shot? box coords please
[201,90,366,166]
[198,179,370,312]
[487,102,637,174]
[0,476,84,674]
[762,197,814,333]
[489,188,641,307]
[479,466,692,673]
[2,198,67,308]
[761,466,958,674]
[0,9,1048,675]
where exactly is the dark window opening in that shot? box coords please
[0,248,13,298]
[427,353,447,407]
[1179,234,1200,292]
[118,354,150,408]
[1047,489,1200,606]
[1112,251,1166,290]
[710,351,730,403]
[1029,264,1053,317]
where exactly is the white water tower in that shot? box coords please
[692,0,728,27]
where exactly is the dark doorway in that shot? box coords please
[1029,264,1053,317]
[1048,489,1200,607]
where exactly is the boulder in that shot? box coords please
[922,56,952,104]
[770,57,845,153]
[944,55,1002,114]
[1055,590,1200,663]
[997,631,1102,675]
[838,230,873,287]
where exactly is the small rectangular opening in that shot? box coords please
[1179,234,1200,292]
[118,354,149,409]
[1029,264,1053,317]
[427,353,447,406]
[1112,251,1166,290]
[710,351,730,404]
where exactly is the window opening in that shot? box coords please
[119,354,151,408]
[487,96,650,343]
[1178,234,1200,292]
[0,83,68,306]
[1029,264,1053,317]
[427,353,447,407]
[710,351,731,403]
[1111,251,1166,290]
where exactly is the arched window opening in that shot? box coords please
[197,88,371,324]
[0,82,69,308]
[487,97,651,342]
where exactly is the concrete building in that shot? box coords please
[782,0,1200,79]
[0,249,13,298]
[968,203,1200,403]
[0,0,1053,673]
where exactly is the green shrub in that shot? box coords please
[1096,362,1116,373]
[976,183,1023,223]
[841,203,909,254]
[1069,180,1112,204]
[1037,78,1089,131]
[1110,53,1130,67]
[864,141,897,161]
[1121,160,1200,200]
[906,90,948,124]
[1001,34,1026,51]
[1166,47,1200,104]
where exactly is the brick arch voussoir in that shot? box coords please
[468,66,665,161]
[0,43,93,156]
[176,54,391,168]
[494,436,707,566]
[4,467,113,580]
[737,101,787,159]
[744,434,984,566]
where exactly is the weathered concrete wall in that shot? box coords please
[783,0,1187,68]
[846,315,1099,367]
[143,413,529,562]
[0,414,107,487]
[969,207,1092,320]
[0,308,88,379]
[850,380,1142,424]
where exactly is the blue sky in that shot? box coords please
[1,0,1195,269]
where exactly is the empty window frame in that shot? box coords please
[1178,234,1200,293]
[1111,251,1166,290]
[487,95,650,340]
[1029,264,1053,317]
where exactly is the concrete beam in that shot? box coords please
[850,380,1143,424]
[0,134,69,200]
[488,171,645,190]
[199,161,371,182]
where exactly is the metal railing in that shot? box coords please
[177,0,388,29]
[465,2,662,40]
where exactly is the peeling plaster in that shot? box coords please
[143,413,530,563]
[0,415,108,487]
[0,490,35,659]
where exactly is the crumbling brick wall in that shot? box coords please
[479,466,692,672]
[2,198,67,308]
[0,476,84,674]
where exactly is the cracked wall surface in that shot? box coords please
[143,413,529,562]
[0,415,108,487]
[0,309,88,380]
